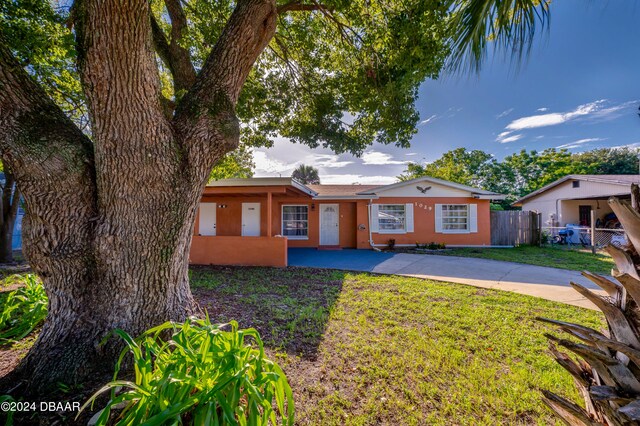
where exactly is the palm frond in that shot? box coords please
[447,0,551,73]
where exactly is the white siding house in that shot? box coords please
[513,175,639,227]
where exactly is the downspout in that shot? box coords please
[367,199,381,252]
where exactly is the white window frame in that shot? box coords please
[440,204,470,234]
[377,204,407,234]
[281,204,309,240]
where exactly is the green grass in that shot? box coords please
[192,266,604,425]
[439,245,615,275]
[3,267,604,425]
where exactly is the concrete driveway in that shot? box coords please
[288,248,606,309]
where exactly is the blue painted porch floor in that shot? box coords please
[287,248,394,272]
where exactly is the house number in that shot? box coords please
[414,202,432,212]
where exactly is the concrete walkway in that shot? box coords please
[288,249,606,310]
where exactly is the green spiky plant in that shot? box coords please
[0,274,48,343]
[536,186,640,424]
[80,317,294,426]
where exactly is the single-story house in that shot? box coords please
[512,174,640,228]
[190,176,505,267]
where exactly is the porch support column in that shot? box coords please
[267,192,273,237]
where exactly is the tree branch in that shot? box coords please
[277,2,332,13]
[150,13,173,72]
[150,0,197,93]
[185,0,277,105]
[0,34,97,279]
[174,0,278,178]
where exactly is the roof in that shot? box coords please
[513,174,640,206]
[206,176,507,200]
[207,177,317,196]
[306,184,379,197]
[357,176,506,199]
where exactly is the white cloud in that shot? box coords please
[610,142,640,150]
[506,100,607,131]
[500,135,524,143]
[253,151,298,174]
[308,154,353,169]
[419,107,462,126]
[419,114,438,126]
[556,137,606,149]
[496,108,514,119]
[590,100,639,121]
[405,152,419,156]
[321,174,398,185]
[496,131,523,143]
[537,107,549,112]
[362,151,406,165]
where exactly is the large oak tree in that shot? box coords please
[0,0,453,393]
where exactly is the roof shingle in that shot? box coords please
[306,184,380,196]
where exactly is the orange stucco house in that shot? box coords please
[190,176,506,267]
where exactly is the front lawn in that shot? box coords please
[439,245,615,275]
[1,267,604,425]
[191,266,604,425]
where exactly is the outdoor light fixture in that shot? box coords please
[311,203,315,211]
[218,204,228,209]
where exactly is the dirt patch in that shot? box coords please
[191,266,344,359]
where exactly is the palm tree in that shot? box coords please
[449,2,640,423]
[447,0,550,73]
[291,164,320,185]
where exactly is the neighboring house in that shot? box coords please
[512,175,639,228]
[190,176,505,267]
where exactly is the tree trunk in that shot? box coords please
[0,0,277,395]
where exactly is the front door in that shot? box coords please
[242,203,261,236]
[579,205,592,226]
[199,203,216,236]
[320,204,339,246]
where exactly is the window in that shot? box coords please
[282,205,308,239]
[378,205,406,232]
[441,204,469,231]
[572,181,580,188]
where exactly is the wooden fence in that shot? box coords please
[490,210,541,246]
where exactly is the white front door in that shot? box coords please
[199,203,216,236]
[242,203,261,236]
[320,204,339,245]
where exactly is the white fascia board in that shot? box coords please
[312,195,379,200]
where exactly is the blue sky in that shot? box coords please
[254,1,640,184]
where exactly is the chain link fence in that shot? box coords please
[541,226,627,249]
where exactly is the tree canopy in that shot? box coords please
[400,147,640,206]
[2,0,454,156]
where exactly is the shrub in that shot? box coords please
[0,394,15,425]
[80,317,294,426]
[0,274,48,343]
[387,239,396,250]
